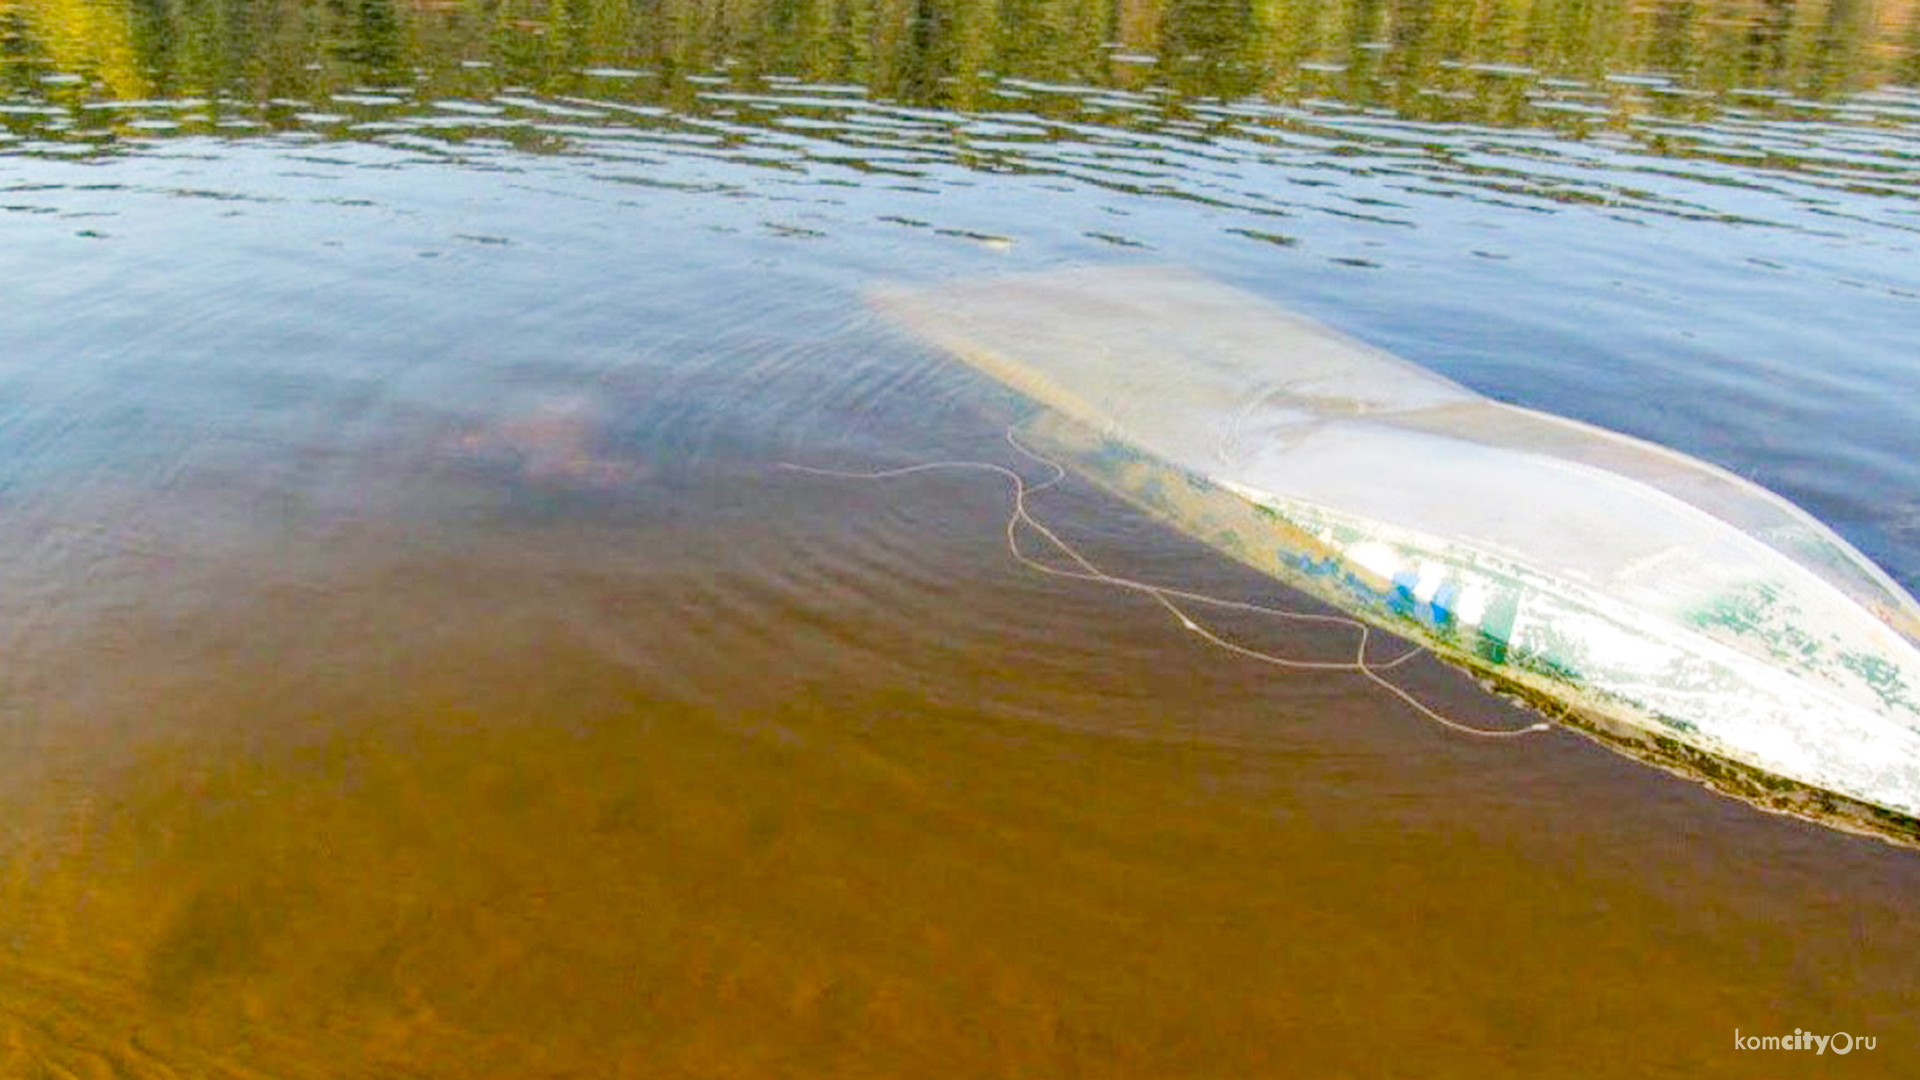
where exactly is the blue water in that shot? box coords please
[7,76,1917,591]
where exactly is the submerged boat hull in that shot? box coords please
[876,265,1920,842]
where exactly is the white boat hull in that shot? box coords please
[876,265,1920,841]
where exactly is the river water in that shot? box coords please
[3,0,1919,1075]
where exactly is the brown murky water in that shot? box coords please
[5,0,1920,1074]
[4,448,1915,1075]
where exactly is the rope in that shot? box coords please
[780,428,1550,739]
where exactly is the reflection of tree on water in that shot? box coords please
[1743,0,1796,77]
[1159,0,1262,99]
[1644,0,1699,76]
[3,0,144,97]
[0,0,1913,125]
[330,0,407,70]
[1805,0,1870,92]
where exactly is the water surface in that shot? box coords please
[3,0,1920,1075]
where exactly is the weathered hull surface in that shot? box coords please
[876,265,1920,842]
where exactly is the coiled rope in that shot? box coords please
[781,428,1550,739]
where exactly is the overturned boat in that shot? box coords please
[875,265,1920,842]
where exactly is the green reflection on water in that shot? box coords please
[1,0,1915,133]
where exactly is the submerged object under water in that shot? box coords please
[874,265,1920,841]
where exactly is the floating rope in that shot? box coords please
[781,428,1550,739]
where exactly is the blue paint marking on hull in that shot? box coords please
[1430,582,1457,628]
